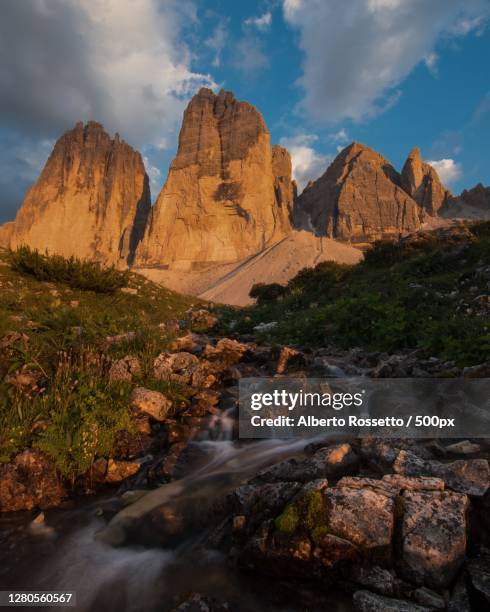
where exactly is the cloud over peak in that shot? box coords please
[282,0,490,123]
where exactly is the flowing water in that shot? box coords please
[1,403,352,611]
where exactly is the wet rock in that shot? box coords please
[276,346,305,374]
[467,549,490,604]
[105,459,140,483]
[348,565,405,597]
[411,586,445,609]
[463,362,490,378]
[353,590,431,612]
[392,450,430,477]
[430,459,489,497]
[336,477,398,497]
[381,475,444,492]
[231,482,302,524]
[108,355,141,383]
[400,490,468,588]
[323,486,394,556]
[447,573,471,612]
[359,438,399,472]
[445,440,481,455]
[130,387,172,421]
[0,449,66,512]
[255,444,358,483]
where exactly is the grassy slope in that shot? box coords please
[0,248,200,478]
[217,222,490,367]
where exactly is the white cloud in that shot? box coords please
[0,0,216,149]
[205,19,229,67]
[280,134,331,192]
[329,128,349,144]
[426,158,462,184]
[282,0,490,123]
[424,52,439,75]
[143,156,162,194]
[244,12,272,31]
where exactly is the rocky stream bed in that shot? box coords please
[1,330,489,611]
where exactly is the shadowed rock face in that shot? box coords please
[401,147,451,215]
[8,122,151,266]
[135,88,293,269]
[294,142,422,244]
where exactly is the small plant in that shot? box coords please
[249,282,286,305]
[9,246,129,293]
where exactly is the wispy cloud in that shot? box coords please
[205,19,229,67]
[244,12,272,31]
[282,0,490,123]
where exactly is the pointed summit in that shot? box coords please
[401,147,451,215]
[9,122,151,265]
[294,142,422,244]
[135,89,293,268]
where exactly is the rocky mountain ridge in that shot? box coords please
[1,89,488,303]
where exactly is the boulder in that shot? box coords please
[105,459,140,483]
[353,590,431,612]
[0,449,65,512]
[108,355,141,383]
[399,490,468,588]
[130,387,172,421]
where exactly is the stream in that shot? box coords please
[1,404,353,611]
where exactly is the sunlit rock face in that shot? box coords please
[294,142,422,244]
[401,147,451,216]
[135,88,293,270]
[9,121,151,266]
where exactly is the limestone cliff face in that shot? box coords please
[135,89,292,269]
[9,122,151,266]
[401,147,451,215]
[294,142,422,244]
[272,144,296,226]
[0,222,13,248]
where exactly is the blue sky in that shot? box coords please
[1,0,489,223]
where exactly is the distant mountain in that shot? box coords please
[7,121,150,266]
[293,142,422,245]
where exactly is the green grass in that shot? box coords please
[217,222,490,367]
[0,248,202,480]
[9,246,130,292]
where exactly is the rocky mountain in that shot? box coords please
[440,183,490,220]
[134,88,293,269]
[8,122,151,266]
[0,222,13,248]
[294,142,423,244]
[401,147,451,215]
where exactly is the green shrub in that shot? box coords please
[9,246,129,293]
[249,282,286,305]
